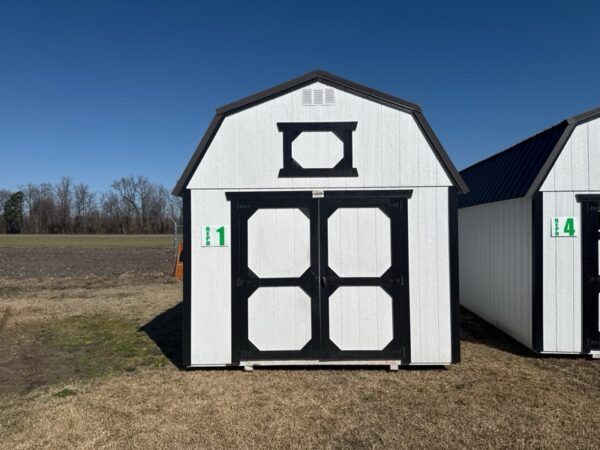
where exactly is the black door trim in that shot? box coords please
[579,196,600,353]
[531,192,544,353]
[448,187,460,363]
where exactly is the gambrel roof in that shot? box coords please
[173,70,468,195]
[458,106,600,209]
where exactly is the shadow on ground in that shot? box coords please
[141,303,551,368]
[140,302,183,368]
[460,307,545,358]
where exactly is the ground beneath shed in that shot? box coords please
[1,244,599,448]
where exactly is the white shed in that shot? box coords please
[458,106,600,356]
[173,70,468,368]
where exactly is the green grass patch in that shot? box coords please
[53,388,76,398]
[0,285,26,298]
[33,314,167,384]
[0,234,172,248]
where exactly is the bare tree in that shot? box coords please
[55,177,72,233]
[2,176,179,234]
[73,183,95,233]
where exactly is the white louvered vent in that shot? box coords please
[302,89,312,105]
[325,88,335,105]
[313,89,323,105]
[301,88,335,106]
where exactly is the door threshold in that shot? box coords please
[590,351,600,359]
[240,360,401,369]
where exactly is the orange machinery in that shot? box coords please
[173,242,184,281]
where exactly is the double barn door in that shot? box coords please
[227,190,411,363]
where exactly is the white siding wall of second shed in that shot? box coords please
[458,198,533,348]
[538,117,600,353]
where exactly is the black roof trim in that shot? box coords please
[216,70,423,115]
[458,105,600,208]
[173,70,468,196]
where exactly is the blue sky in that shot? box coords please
[1,0,599,193]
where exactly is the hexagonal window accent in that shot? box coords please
[292,131,343,169]
[248,287,312,351]
[328,286,393,351]
[248,208,310,278]
[328,208,391,277]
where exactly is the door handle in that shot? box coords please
[321,276,327,288]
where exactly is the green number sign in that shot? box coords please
[551,217,578,237]
[201,225,228,247]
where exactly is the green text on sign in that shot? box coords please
[551,217,578,237]
[201,225,229,247]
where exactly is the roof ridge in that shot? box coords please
[460,120,568,174]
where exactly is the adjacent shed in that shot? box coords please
[458,106,600,355]
[173,70,468,368]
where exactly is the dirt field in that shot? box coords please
[1,239,600,448]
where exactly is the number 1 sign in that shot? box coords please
[551,217,577,237]
[201,226,229,247]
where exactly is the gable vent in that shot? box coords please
[325,88,335,105]
[302,89,312,105]
[313,89,324,105]
[301,88,335,106]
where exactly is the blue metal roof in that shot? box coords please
[458,121,569,208]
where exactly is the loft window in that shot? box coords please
[277,122,359,178]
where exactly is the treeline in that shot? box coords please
[0,176,181,234]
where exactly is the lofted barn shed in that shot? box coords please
[459,106,600,356]
[173,70,468,368]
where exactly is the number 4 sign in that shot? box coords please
[201,226,229,247]
[551,217,577,237]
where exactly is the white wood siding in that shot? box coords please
[458,198,533,348]
[190,189,231,365]
[541,118,600,192]
[187,82,452,190]
[190,187,452,365]
[540,192,582,353]
[409,187,452,364]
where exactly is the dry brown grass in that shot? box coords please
[1,252,600,448]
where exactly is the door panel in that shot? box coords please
[328,286,393,351]
[228,192,320,362]
[319,192,410,361]
[248,287,312,351]
[327,208,391,277]
[248,208,310,278]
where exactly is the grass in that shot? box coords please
[0,234,173,248]
[1,253,600,448]
[34,314,167,380]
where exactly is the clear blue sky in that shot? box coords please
[1,0,599,193]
